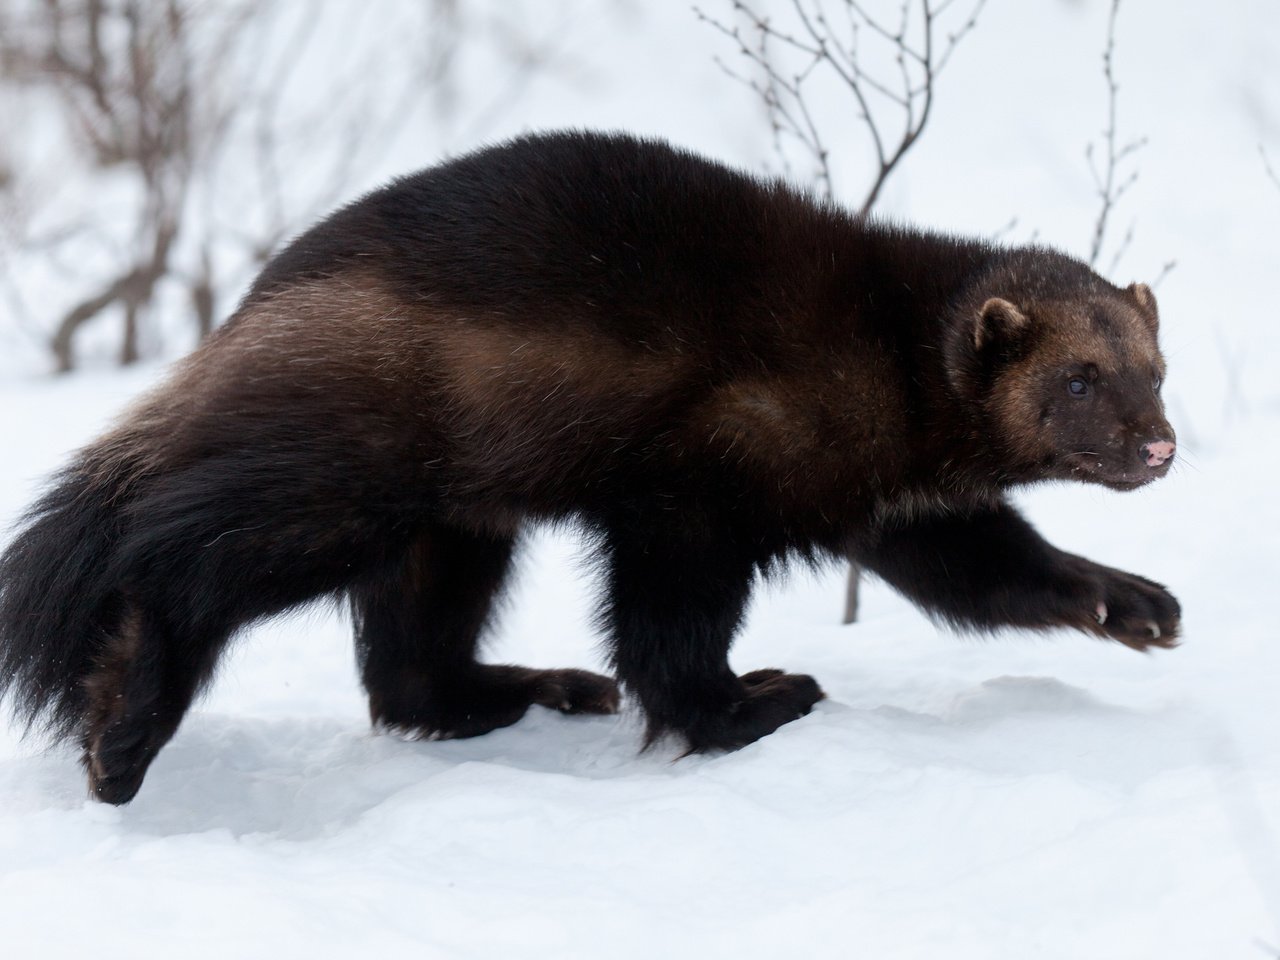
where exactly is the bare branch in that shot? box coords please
[990,216,1020,242]
[1150,258,1177,290]
[698,0,987,213]
[3,0,571,371]
[1087,0,1147,270]
[50,273,137,374]
[1105,220,1135,277]
[1262,144,1280,195]
[842,559,862,624]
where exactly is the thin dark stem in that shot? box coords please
[1262,145,1280,195]
[696,0,986,214]
[1150,258,1177,290]
[1087,0,1146,270]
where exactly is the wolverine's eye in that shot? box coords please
[1068,377,1090,397]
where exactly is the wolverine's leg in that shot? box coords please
[351,525,618,739]
[858,499,1180,649]
[600,519,823,752]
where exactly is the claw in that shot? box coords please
[1147,621,1161,640]
[1096,602,1108,625]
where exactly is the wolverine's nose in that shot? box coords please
[1141,440,1175,468]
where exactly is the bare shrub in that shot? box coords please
[0,0,573,372]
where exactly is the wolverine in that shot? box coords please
[0,131,1180,804]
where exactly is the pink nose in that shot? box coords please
[1141,440,1175,467]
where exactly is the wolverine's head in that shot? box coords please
[951,261,1175,491]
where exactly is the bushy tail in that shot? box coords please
[0,462,129,740]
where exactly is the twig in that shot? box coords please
[1150,258,1176,290]
[1262,145,1280,195]
[1087,0,1147,270]
[1,0,569,370]
[696,0,987,210]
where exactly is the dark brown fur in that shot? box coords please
[0,131,1180,804]
[81,607,142,784]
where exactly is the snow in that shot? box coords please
[3,0,1280,957]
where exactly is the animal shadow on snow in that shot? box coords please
[1,705,641,839]
[1,675,1200,838]
[860,675,1203,785]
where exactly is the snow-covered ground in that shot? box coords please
[3,1,1279,957]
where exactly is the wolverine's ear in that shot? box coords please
[1127,282,1159,331]
[974,298,1029,350]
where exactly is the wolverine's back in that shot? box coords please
[250,131,827,334]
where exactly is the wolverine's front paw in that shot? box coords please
[1087,568,1181,651]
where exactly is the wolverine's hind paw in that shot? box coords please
[679,670,826,755]
[530,668,621,716]
[371,664,619,741]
